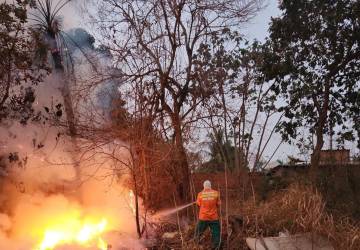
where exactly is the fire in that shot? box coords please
[36,217,109,250]
[129,190,136,215]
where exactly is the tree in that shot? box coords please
[30,0,77,136]
[77,82,179,238]
[193,31,281,247]
[195,31,282,172]
[92,0,263,202]
[29,0,94,183]
[263,0,360,170]
[197,130,242,172]
[0,0,47,124]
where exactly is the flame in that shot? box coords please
[98,238,108,250]
[36,217,109,250]
[129,190,136,215]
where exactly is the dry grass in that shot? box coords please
[240,184,360,249]
[154,184,359,249]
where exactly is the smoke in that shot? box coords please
[0,23,141,250]
[0,67,142,249]
[56,0,86,31]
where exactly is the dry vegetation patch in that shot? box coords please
[240,184,360,249]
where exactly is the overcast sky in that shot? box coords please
[61,0,358,163]
[243,0,281,41]
[243,1,292,165]
[241,1,359,162]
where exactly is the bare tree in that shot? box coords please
[73,81,178,238]
[90,0,263,202]
[190,31,283,248]
[195,33,283,173]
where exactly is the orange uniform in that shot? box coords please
[196,188,220,220]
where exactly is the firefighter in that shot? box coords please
[195,180,221,249]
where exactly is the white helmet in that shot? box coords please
[203,180,211,189]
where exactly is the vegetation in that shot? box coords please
[240,183,360,249]
[0,0,47,124]
[91,0,265,203]
[262,0,360,170]
[0,0,359,249]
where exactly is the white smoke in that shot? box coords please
[0,4,143,249]
[0,65,141,247]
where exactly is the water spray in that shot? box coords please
[155,202,196,217]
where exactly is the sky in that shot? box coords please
[65,0,294,165]
[243,0,282,41]
[242,1,359,161]
[241,1,358,161]
[47,0,359,163]
[242,1,294,165]
[61,0,281,40]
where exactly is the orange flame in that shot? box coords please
[129,190,136,215]
[36,217,108,250]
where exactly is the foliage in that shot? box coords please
[209,131,236,170]
[262,0,360,154]
[200,130,243,172]
[0,0,47,124]
[93,0,264,202]
[194,30,282,171]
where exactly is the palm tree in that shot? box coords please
[29,0,81,181]
[29,0,76,136]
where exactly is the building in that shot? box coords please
[269,149,353,178]
[266,163,308,178]
[312,149,350,165]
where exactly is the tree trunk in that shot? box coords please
[253,112,270,170]
[140,146,149,206]
[48,33,77,137]
[224,159,230,248]
[311,82,330,178]
[60,76,77,137]
[132,170,142,238]
[0,59,12,109]
[49,34,80,181]
[173,115,190,203]
[311,124,325,177]
[234,144,240,172]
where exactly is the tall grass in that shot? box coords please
[241,184,359,249]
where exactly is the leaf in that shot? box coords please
[56,110,62,117]
[55,103,62,109]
